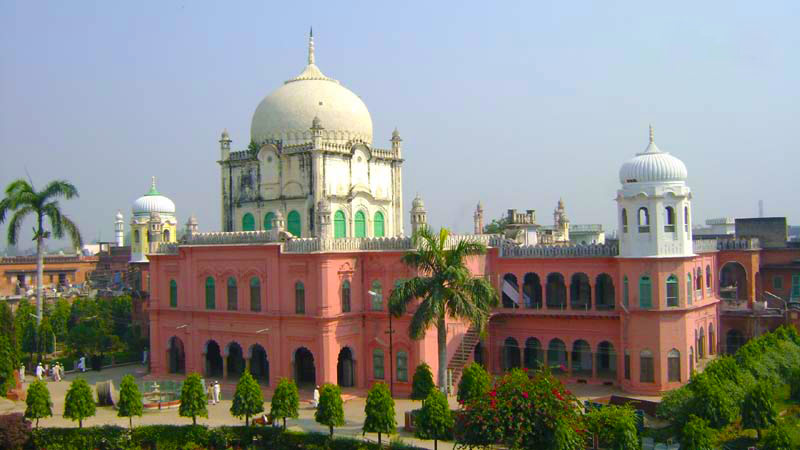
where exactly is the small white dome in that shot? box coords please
[250,35,373,145]
[412,194,425,210]
[115,211,124,221]
[619,128,688,185]
[132,177,175,216]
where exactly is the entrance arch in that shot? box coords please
[596,341,616,379]
[204,340,223,378]
[524,337,543,370]
[167,336,185,374]
[294,347,316,386]
[719,262,747,300]
[548,338,568,374]
[249,344,269,385]
[571,340,592,377]
[502,337,520,370]
[226,342,245,380]
[337,347,355,387]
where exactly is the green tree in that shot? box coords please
[178,373,208,425]
[63,378,95,428]
[50,298,70,342]
[314,383,345,437]
[231,370,264,426]
[0,335,17,396]
[680,415,714,450]
[789,368,800,402]
[457,362,490,405]
[415,389,453,450]
[585,404,640,450]
[0,179,83,326]
[117,374,143,428]
[483,215,509,234]
[0,302,18,368]
[742,382,777,440]
[363,382,396,445]
[37,317,54,357]
[760,423,794,450]
[20,321,37,363]
[24,379,53,428]
[411,362,435,400]
[389,227,499,390]
[270,377,299,430]
[687,371,739,428]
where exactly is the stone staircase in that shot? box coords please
[447,326,480,391]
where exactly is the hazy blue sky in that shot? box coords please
[1,1,797,249]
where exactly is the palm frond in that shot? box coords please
[408,296,438,340]
[388,277,428,316]
[41,180,79,202]
[59,214,83,248]
[0,180,38,221]
[43,202,64,238]
[6,206,35,245]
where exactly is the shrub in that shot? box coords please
[117,374,143,428]
[680,415,715,450]
[411,363,435,400]
[31,425,129,449]
[24,380,53,428]
[0,335,15,396]
[655,385,693,429]
[315,384,345,437]
[760,422,794,450]
[178,373,208,425]
[585,404,640,450]
[231,370,264,426]
[363,382,396,445]
[742,382,777,440]
[0,413,31,450]
[789,367,800,402]
[456,362,490,405]
[63,378,96,428]
[686,371,739,428]
[415,389,453,449]
[457,368,584,450]
[270,377,299,430]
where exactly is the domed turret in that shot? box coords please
[619,126,688,185]
[132,177,176,215]
[130,177,177,263]
[250,31,373,145]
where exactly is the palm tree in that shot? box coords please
[389,227,498,391]
[0,179,83,325]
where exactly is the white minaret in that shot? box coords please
[617,126,693,258]
[114,211,125,247]
[474,201,484,234]
[410,194,427,235]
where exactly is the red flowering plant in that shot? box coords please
[456,368,585,450]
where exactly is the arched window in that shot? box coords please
[163,229,171,242]
[396,351,408,382]
[666,275,678,307]
[374,211,385,237]
[373,349,384,379]
[169,279,177,308]
[709,323,715,355]
[622,208,628,233]
[639,276,652,309]
[295,281,305,314]
[522,273,542,309]
[370,280,383,311]
[341,280,351,313]
[705,265,712,290]
[524,337,543,370]
[334,211,346,239]
[638,207,650,232]
[570,273,591,310]
[502,273,520,308]
[595,273,615,310]
[354,211,366,238]
[623,276,629,307]
[242,213,255,231]
[250,277,261,312]
[640,350,654,382]
[667,349,681,382]
[503,337,521,371]
[264,212,275,231]
[205,276,215,310]
[687,273,693,305]
[227,277,238,311]
[287,210,301,237]
[134,230,140,244]
[624,349,631,380]
[696,268,702,291]
[546,273,567,309]
[665,206,676,232]
[684,206,690,232]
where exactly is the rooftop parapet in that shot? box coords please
[499,243,618,258]
[692,237,761,253]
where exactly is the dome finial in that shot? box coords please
[147,176,160,196]
[649,124,654,144]
[308,27,315,65]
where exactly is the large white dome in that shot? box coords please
[132,178,175,216]
[250,35,373,145]
[619,129,688,185]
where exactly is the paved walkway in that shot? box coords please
[1,365,651,450]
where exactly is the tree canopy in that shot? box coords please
[457,362,490,405]
[117,374,143,428]
[363,382,396,445]
[270,378,299,430]
[231,370,264,426]
[415,389,453,449]
[411,363,435,400]
[24,379,53,428]
[178,373,208,425]
[63,378,95,428]
[314,384,345,437]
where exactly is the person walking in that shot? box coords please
[18,364,25,384]
[312,385,320,408]
[35,363,44,381]
[213,381,221,404]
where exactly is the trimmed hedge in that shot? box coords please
[27,425,423,449]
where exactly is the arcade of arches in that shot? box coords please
[501,337,617,379]
[502,272,615,311]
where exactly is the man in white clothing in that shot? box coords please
[35,363,44,381]
[213,381,221,404]
[312,385,320,408]
[19,364,25,384]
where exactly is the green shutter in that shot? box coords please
[334,210,346,238]
[374,211,385,237]
[242,213,255,231]
[792,275,800,299]
[169,280,177,308]
[264,212,275,231]
[639,276,652,309]
[355,211,366,238]
[287,211,301,237]
[623,276,629,307]
[205,277,215,309]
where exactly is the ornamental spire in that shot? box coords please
[649,124,654,144]
[147,176,160,196]
[308,27,315,65]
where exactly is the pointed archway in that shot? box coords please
[249,344,269,385]
[167,336,185,374]
[337,347,355,387]
[294,347,316,386]
[204,340,223,378]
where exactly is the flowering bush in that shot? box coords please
[456,368,585,450]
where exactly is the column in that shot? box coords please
[223,354,228,380]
